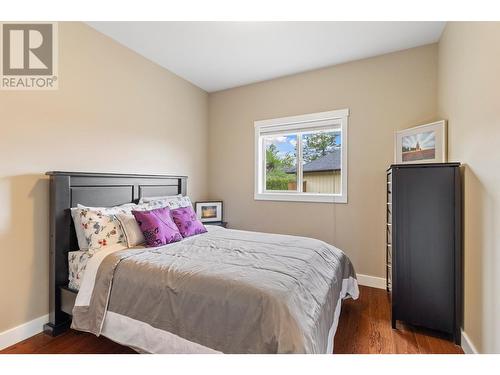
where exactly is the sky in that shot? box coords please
[402,130,435,150]
[266,132,341,159]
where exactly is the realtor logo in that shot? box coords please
[1,22,58,89]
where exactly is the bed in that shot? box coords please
[43,171,358,353]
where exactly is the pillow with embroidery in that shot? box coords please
[132,207,182,247]
[170,206,207,238]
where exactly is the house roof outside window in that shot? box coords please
[286,148,341,173]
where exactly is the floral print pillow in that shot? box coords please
[141,195,193,210]
[72,203,140,250]
[170,206,207,238]
[77,207,126,249]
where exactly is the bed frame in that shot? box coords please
[43,171,188,336]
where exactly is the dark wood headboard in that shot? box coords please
[43,171,187,336]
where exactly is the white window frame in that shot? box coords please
[254,108,348,203]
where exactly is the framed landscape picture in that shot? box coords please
[394,120,447,164]
[195,201,223,223]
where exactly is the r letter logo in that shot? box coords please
[1,22,58,90]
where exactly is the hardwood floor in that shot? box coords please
[334,286,463,354]
[0,329,136,354]
[0,286,463,354]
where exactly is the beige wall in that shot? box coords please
[208,44,439,279]
[438,22,500,353]
[0,22,208,333]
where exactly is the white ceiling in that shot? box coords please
[87,22,446,92]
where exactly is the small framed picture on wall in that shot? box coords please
[394,120,447,164]
[195,201,223,223]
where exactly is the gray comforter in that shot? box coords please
[72,226,357,353]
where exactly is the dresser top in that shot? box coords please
[387,162,460,172]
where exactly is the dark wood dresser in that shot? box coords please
[386,163,462,344]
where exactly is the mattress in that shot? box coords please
[68,249,99,290]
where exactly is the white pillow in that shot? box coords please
[115,212,145,247]
[71,203,137,250]
[139,194,182,204]
[140,195,193,210]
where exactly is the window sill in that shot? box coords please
[254,192,347,204]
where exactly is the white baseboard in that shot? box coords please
[0,314,49,351]
[461,329,479,354]
[357,273,387,290]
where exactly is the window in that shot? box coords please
[254,109,348,203]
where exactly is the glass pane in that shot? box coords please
[301,129,341,194]
[264,134,298,191]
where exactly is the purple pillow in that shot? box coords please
[131,207,182,247]
[170,206,207,238]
